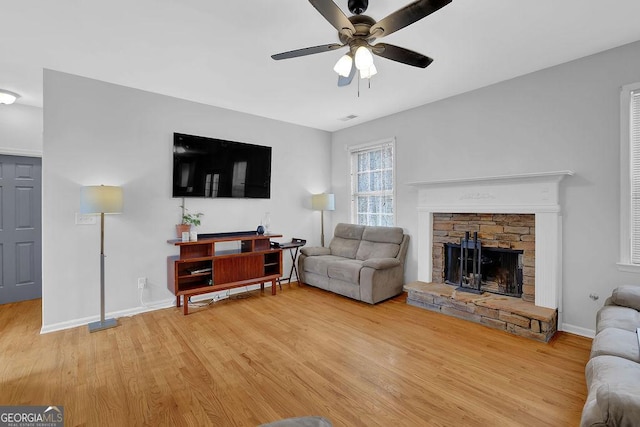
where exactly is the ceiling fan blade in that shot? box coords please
[371,43,433,68]
[271,43,343,60]
[370,0,452,38]
[338,64,357,87]
[309,0,356,37]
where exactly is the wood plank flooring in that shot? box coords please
[0,284,591,426]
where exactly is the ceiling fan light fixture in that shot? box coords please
[0,89,20,105]
[360,64,377,79]
[333,54,353,77]
[354,46,373,71]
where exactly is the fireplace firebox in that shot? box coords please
[444,235,523,298]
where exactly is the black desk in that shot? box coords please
[272,238,306,288]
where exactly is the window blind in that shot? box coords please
[630,90,640,263]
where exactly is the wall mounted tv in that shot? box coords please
[173,133,272,199]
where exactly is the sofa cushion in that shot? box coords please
[582,355,640,427]
[329,224,365,259]
[596,383,640,427]
[303,255,346,277]
[361,226,404,244]
[590,328,640,363]
[612,285,640,311]
[596,305,640,334]
[327,260,363,283]
[333,223,365,240]
[356,241,400,260]
[329,238,361,259]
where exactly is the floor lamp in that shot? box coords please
[311,193,335,247]
[80,185,123,332]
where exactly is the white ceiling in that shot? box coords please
[2,0,640,132]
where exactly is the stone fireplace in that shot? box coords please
[406,171,572,341]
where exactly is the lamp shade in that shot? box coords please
[333,54,353,77]
[360,64,378,79]
[354,46,373,71]
[80,185,123,214]
[312,193,335,211]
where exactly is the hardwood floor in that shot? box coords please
[0,284,591,426]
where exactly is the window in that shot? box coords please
[349,138,395,226]
[619,83,640,270]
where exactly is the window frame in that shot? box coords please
[348,137,397,226]
[618,82,640,272]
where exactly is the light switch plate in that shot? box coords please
[75,213,97,225]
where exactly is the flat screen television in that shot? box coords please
[173,133,272,198]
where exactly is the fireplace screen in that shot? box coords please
[444,238,523,298]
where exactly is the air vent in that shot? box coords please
[339,114,358,122]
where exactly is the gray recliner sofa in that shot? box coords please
[297,223,409,304]
[581,285,640,426]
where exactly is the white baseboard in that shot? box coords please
[561,323,595,339]
[40,298,175,334]
[40,283,274,334]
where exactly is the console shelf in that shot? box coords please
[167,232,283,314]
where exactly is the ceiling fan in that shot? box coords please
[271,0,452,87]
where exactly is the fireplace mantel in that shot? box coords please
[409,171,573,327]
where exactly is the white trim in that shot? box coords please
[620,82,640,266]
[407,170,573,187]
[39,283,273,334]
[346,137,396,153]
[412,171,571,311]
[561,323,596,339]
[417,205,562,214]
[40,298,175,334]
[0,148,43,157]
[616,262,640,273]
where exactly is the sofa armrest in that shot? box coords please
[612,285,640,311]
[362,258,401,270]
[300,246,331,257]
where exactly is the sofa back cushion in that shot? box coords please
[329,223,365,259]
[356,226,404,260]
[612,285,640,311]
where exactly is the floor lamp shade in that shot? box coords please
[311,193,335,211]
[80,185,123,214]
[80,185,123,332]
[312,193,335,247]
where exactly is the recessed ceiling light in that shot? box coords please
[0,89,20,105]
[339,114,358,122]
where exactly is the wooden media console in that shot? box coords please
[167,232,283,314]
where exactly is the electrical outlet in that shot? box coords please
[137,277,147,289]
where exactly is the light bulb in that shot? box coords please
[333,54,353,77]
[360,64,378,79]
[354,46,373,71]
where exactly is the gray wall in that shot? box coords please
[42,70,332,330]
[331,40,640,335]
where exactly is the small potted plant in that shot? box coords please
[176,204,203,239]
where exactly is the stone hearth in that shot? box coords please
[405,281,557,342]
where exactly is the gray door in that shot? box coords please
[0,155,42,304]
